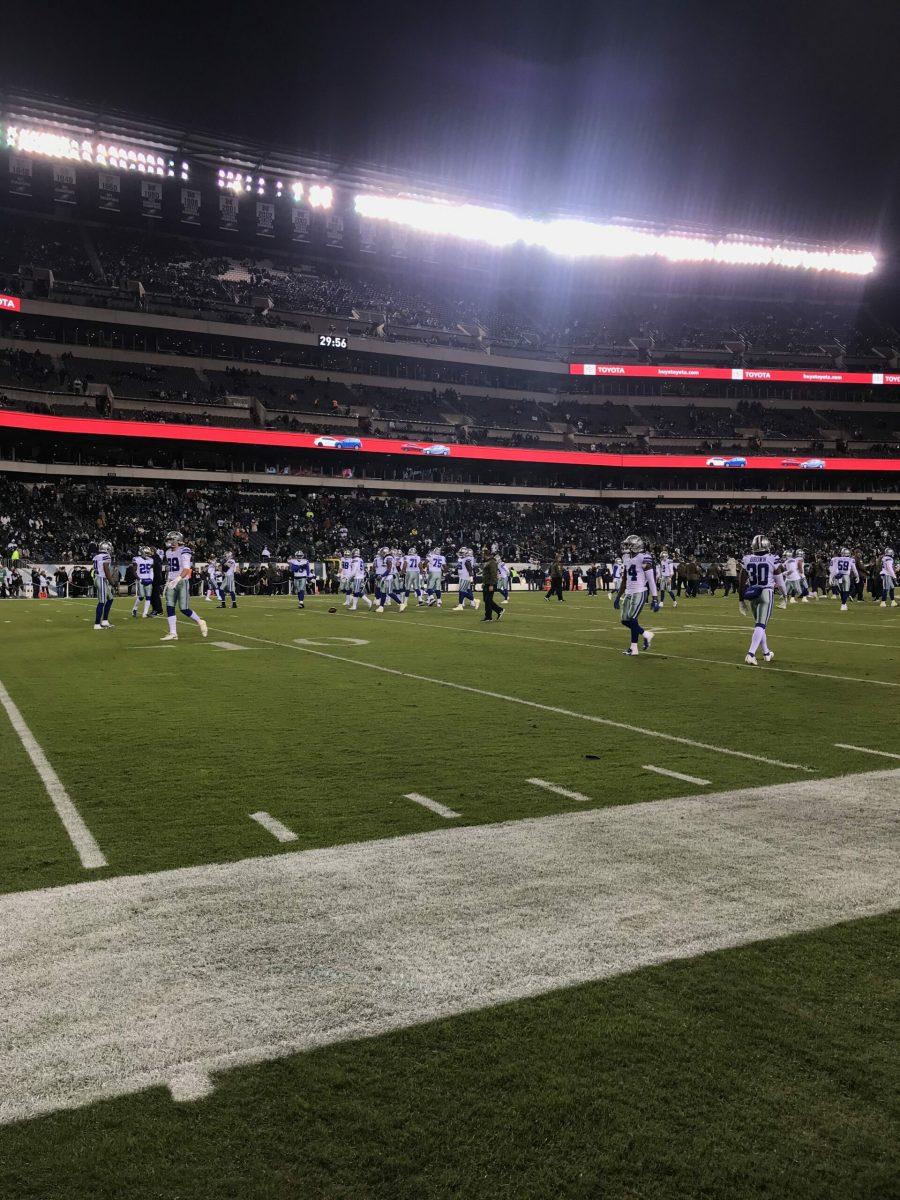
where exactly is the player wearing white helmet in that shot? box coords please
[454,546,480,611]
[92,540,117,630]
[161,532,208,641]
[880,547,897,607]
[614,535,659,655]
[738,534,786,665]
[657,550,678,608]
[347,548,372,611]
[828,546,859,611]
[404,546,423,605]
[220,553,238,608]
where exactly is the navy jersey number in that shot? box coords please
[747,562,769,587]
[627,564,639,581]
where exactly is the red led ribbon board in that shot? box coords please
[0,294,22,312]
[569,362,900,386]
[2,409,899,472]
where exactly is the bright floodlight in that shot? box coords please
[309,184,333,210]
[353,193,877,275]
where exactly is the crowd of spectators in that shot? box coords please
[3,209,896,361]
[2,477,895,566]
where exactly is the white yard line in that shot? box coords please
[207,626,811,771]
[0,679,107,870]
[835,743,900,761]
[526,778,590,802]
[643,765,711,786]
[403,792,460,819]
[249,812,298,843]
[2,766,897,1127]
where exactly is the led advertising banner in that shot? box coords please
[570,362,900,386]
[0,293,22,311]
[1,409,898,473]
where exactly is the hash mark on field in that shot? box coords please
[403,792,460,819]
[0,679,107,870]
[207,626,812,772]
[249,812,298,843]
[526,778,590,802]
[643,765,711,786]
[835,743,900,761]
[210,641,253,651]
[168,1071,214,1103]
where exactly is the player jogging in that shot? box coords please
[738,534,786,665]
[658,551,678,608]
[161,532,208,641]
[288,551,313,609]
[92,540,117,630]
[454,546,480,611]
[425,548,446,606]
[347,549,373,611]
[614,534,659,656]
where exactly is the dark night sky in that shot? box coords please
[3,0,899,250]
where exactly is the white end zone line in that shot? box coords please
[207,626,811,771]
[0,679,107,870]
[835,743,900,761]
[526,778,590,802]
[249,812,298,843]
[403,792,460,819]
[643,765,711,786]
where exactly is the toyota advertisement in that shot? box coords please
[570,361,900,386]
[2,409,899,472]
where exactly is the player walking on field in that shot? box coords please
[614,534,659,656]
[829,547,859,612]
[161,532,208,641]
[738,534,786,665]
[92,540,117,630]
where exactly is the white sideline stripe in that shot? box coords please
[168,1071,214,1103]
[210,640,253,651]
[1,767,897,1127]
[403,792,460,819]
[208,627,811,771]
[835,743,900,761]
[249,812,298,843]
[0,679,106,870]
[643,765,711,786]
[526,778,590,802]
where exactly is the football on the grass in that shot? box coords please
[328,606,337,613]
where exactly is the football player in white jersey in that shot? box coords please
[404,547,423,605]
[288,551,313,609]
[205,558,223,604]
[879,548,897,607]
[131,547,154,618]
[425,548,446,606]
[658,551,678,608]
[496,555,511,605]
[347,549,373,611]
[338,550,352,602]
[738,535,786,665]
[92,540,117,630]
[161,532,208,641]
[613,535,658,655]
[829,547,859,611]
[220,555,238,608]
[609,557,623,600]
[453,547,480,611]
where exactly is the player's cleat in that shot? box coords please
[161,633,178,641]
[801,596,809,603]
[496,606,504,621]
[93,623,103,630]
[642,630,655,651]
[453,603,464,611]
[892,600,898,608]
[100,621,114,628]
[131,610,138,618]
[763,650,775,662]
[744,653,757,665]
[789,596,796,604]
[398,600,407,612]
[881,601,887,607]
[219,602,226,609]
[297,601,305,610]
[198,619,208,638]
[623,646,639,656]
[498,597,507,605]
[473,599,481,610]
[376,605,384,613]
[672,599,678,608]
[777,598,788,609]
[840,604,848,611]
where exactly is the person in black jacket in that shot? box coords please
[150,548,164,616]
[481,551,504,622]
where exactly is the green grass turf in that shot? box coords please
[1,590,899,895]
[0,912,895,1200]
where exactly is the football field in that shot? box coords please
[1,590,898,1199]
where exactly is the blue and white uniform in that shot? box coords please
[404,551,422,600]
[829,553,858,608]
[288,556,313,607]
[93,550,112,605]
[425,551,446,605]
[496,558,510,600]
[161,539,207,639]
[221,556,238,607]
[206,559,223,602]
[131,553,154,617]
[454,549,478,608]
[618,550,657,650]
[880,552,896,604]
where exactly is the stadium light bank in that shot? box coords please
[353,194,877,275]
